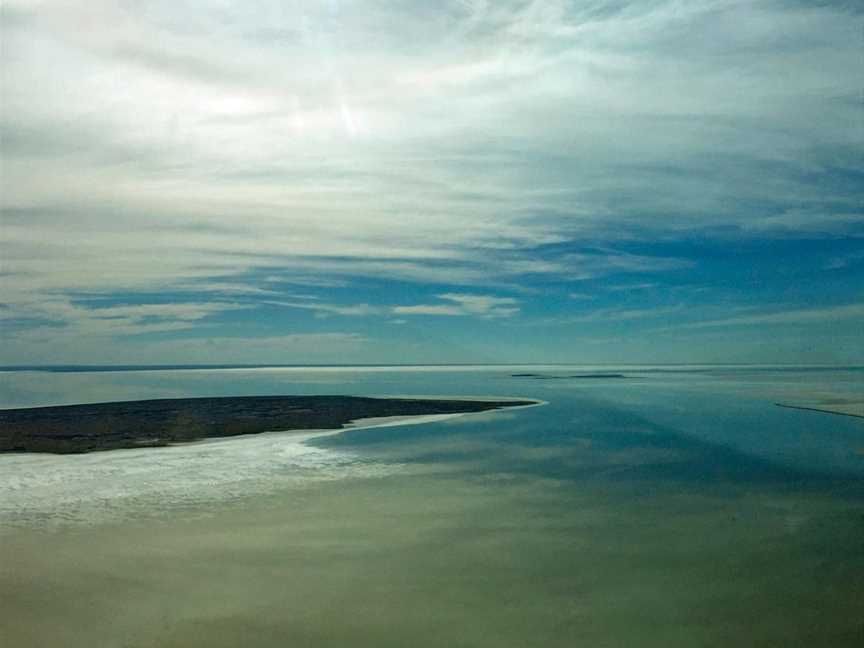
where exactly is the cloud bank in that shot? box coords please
[1,0,861,362]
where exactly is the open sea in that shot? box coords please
[1,365,862,647]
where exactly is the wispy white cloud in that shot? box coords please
[263,300,381,318]
[392,304,465,316]
[170,281,283,296]
[393,293,520,318]
[137,333,369,364]
[437,293,521,317]
[607,283,657,292]
[262,293,522,319]
[658,302,864,331]
[0,297,246,340]
[0,329,367,365]
[535,304,685,326]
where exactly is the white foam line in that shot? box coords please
[374,395,547,405]
[343,412,473,430]
[334,397,547,433]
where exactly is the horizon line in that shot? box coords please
[2,362,862,374]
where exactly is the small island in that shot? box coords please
[0,395,537,454]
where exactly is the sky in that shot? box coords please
[1,0,862,365]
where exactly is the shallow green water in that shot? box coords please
[1,366,863,646]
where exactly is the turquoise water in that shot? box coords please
[1,366,862,646]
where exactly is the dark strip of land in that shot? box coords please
[776,402,864,420]
[0,395,535,454]
[512,373,627,379]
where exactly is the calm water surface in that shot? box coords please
[1,366,862,647]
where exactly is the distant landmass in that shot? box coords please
[776,402,864,420]
[0,395,536,454]
[0,364,602,373]
[512,373,628,379]
[0,364,515,373]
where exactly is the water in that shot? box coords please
[1,365,862,646]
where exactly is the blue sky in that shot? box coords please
[1,0,862,364]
